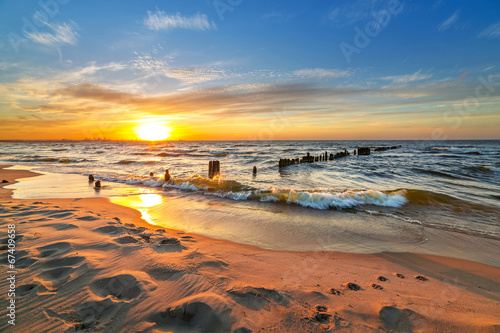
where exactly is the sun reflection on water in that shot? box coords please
[110,192,164,225]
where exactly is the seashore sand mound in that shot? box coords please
[1,165,499,332]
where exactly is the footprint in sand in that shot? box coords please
[149,301,227,333]
[328,288,343,295]
[89,273,156,301]
[379,306,421,332]
[37,256,87,289]
[18,283,38,296]
[153,237,186,253]
[44,223,79,231]
[144,265,184,281]
[344,282,362,291]
[93,225,123,236]
[37,242,72,258]
[47,211,76,219]
[227,286,289,311]
[114,236,140,244]
[302,305,332,325]
[44,298,116,331]
[76,215,100,221]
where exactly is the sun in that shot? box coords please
[134,123,172,141]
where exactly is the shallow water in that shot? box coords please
[1,140,499,266]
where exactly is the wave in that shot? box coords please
[412,168,464,180]
[209,150,252,156]
[465,165,500,173]
[430,146,498,155]
[481,165,500,173]
[117,160,136,164]
[234,144,257,147]
[210,188,408,209]
[404,189,498,215]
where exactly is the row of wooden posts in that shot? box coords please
[278,147,374,168]
[207,145,402,177]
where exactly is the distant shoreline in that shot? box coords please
[1,138,499,143]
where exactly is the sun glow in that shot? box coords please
[134,122,171,141]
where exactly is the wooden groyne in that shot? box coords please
[374,145,402,151]
[278,146,402,168]
[208,160,220,178]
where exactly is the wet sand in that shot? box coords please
[1,165,499,332]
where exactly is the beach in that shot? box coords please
[1,165,499,332]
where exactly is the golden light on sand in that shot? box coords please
[139,193,163,208]
[134,122,171,141]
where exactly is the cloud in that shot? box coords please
[438,10,460,31]
[27,21,79,47]
[48,79,478,120]
[294,68,351,79]
[131,53,225,85]
[327,0,389,27]
[144,11,216,31]
[478,21,500,39]
[381,70,433,84]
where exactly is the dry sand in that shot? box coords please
[0,165,499,332]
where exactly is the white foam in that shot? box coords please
[283,189,408,209]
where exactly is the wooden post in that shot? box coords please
[253,166,257,174]
[208,161,213,178]
[214,161,220,177]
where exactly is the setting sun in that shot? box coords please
[134,122,171,141]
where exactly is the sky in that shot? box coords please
[0,0,499,141]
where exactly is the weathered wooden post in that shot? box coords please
[208,161,214,178]
[208,161,220,178]
[253,166,257,174]
[214,160,220,177]
[358,147,371,155]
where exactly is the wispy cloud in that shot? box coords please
[381,70,433,84]
[144,11,216,31]
[478,21,500,39]
[438,10,460,31]
[27,21,79,47]
[131,53,225,85]
[294,68,351,79]
[327,0,388,27]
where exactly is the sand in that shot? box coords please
[0,165,499,332]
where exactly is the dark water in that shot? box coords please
[1,140,499,262]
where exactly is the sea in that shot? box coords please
[1,140,499,266]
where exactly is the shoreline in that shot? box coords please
[1,165,499,332]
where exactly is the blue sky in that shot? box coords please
[0,0,499,140]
